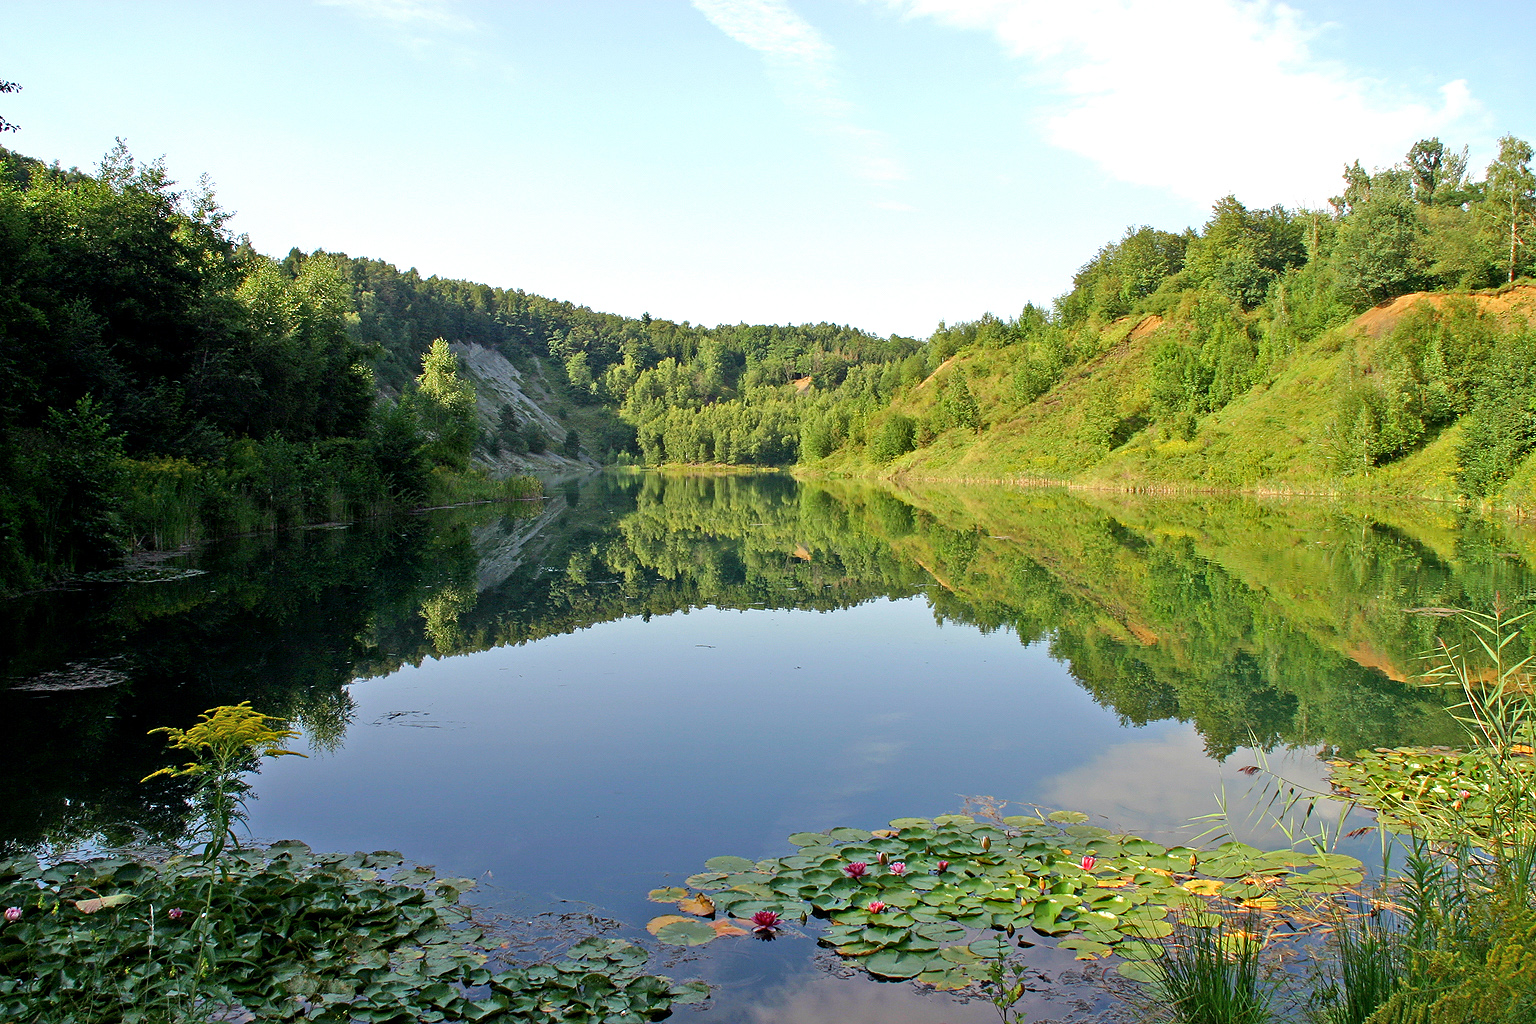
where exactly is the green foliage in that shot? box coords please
[1150,914,1276,1024]
[0,847,699,1023]
[408,339,478,471]
[870,412,916,464]
[1332,168,1429,308]
[938,367,981,433]
[1184,196,1307,309]
[1057,226,1190,325]
[660,814,1360,993]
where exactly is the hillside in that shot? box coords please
[854,287,1536,507]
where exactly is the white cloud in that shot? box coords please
[319,0,474,32]
[692,0,909,195]
[882,0,1483,207]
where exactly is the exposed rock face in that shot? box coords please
[447,342,598,476]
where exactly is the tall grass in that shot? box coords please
[1151,914,1276,1024]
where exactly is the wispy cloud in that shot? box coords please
[692,0,909,197]
[319,0,475,32]
[883,0,1484,206]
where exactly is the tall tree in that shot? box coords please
[1406,138,1469,206]
[1482,135,1536,283]
[409,339,477,469]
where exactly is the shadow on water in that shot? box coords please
[6,472,1531,856]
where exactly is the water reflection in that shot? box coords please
[6,473,1531,855]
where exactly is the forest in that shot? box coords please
[6,131,1536,593]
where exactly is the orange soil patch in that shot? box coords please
[915,356,958,391]
[791,375,814,392]
[1352,286,1536,339]
[1128,314,1164,342]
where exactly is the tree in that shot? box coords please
[1482,135,1536,283]
[1331,169,1427,307]
[408,339,477,469]
[0,79,18,134]
[1406,138,1469,206]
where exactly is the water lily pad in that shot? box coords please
[916,921,968,943]
[74,893,134,913]
[1047,811,1091,824]
[677,893,715,916]
[1116,940,1165,961]
[685,871,728,889]
[647,887,688,903]
[1117,959,1161,983]
[829,827,873,843]
[787,832,828,847]
[705,856,757,873]
[865,950,928,978]
[646,915,692,935]
[968,936,1013,959]
[1064,825,1111,839]
[654,920,717,946]
[939,944,979,964]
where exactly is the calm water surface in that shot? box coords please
[7,473,1530,1021]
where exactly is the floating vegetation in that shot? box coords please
[647,812,1364,990]
[0,844,706,1023]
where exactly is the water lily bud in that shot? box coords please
[876,851,888,866]
[981,836,991,852]
[3,907,19,923]
[935,860,949,873]
[1081,855,1097,872]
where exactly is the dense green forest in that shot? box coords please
[809,136,1536,503]
[0,139,926,593]
[7,130,1536,593]
[315,131,1536,504]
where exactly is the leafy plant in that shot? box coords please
[0,846,704,1023]
[648,813,1362,991]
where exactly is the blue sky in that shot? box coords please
[7,1,1534,337]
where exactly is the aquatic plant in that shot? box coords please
[0,845,705,1023]
[646,814,1363,990]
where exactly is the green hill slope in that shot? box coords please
[834,286,1536,508]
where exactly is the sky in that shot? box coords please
[6,0,1535,338]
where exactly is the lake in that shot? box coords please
[4,472,1526,1021]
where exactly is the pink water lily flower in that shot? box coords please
[866,901,887,913]
[934,860,949,873]
[750,910,782,933]
[1081,855,1097,872]
[844,861,868,880]
[3,907,19,923]
[889,862,907,876]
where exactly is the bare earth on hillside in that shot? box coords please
[1353,285,1536,338]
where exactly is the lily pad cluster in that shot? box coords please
[1328,746,1518,843]
[0,843,705,1024]
[648,813,1365,990]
